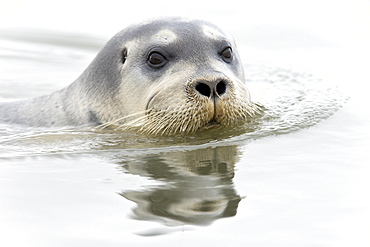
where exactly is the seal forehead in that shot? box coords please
[153,29,177,43]
[202,25,225,40]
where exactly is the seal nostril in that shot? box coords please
[216,80,227,96]
[195,82,211,97]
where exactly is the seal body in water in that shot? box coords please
[0,17,259,135]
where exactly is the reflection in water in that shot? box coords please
[119,146,241,226]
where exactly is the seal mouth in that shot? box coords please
[205,119,221,128]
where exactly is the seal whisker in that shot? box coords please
[96,111,147,130]
[102,100,262,135]
[118,115,148,130]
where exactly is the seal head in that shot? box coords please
[95,18,259,134]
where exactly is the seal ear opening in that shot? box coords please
[121,47,127,64]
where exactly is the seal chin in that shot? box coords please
[204,119,221,128]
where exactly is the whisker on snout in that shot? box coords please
[97,101,262,136]
[96,111,147,130]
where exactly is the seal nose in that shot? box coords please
[195,79,227,98]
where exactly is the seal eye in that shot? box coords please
[220,47,233,63]
[148,52,167,68]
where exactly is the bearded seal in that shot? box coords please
[0,17,260,135]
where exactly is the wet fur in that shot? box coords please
[0,17,261,135]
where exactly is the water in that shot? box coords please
[1,1,370,246]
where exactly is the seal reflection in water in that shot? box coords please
[0,17,260,135]
[120,146,241,228]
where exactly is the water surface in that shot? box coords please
[1,21,369,247]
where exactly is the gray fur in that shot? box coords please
[0,17,248,128]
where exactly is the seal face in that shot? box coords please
[0,17,260,135]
